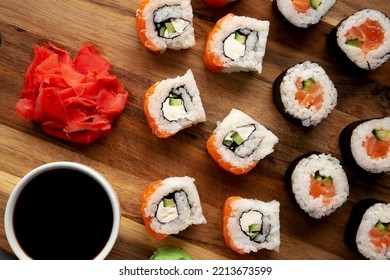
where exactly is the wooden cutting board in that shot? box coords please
[0,0,389,260]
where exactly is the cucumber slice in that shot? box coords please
[163,198,175,208]
[249,232,259,240]
[159,27,166,37]
[169,98,183,106]
[231,131,244,145]
[373,129,390,141]
[249,223,261,233]
[314,170,322,181]
[234,32,246,44]
[375,221,389,233]
[165,22,176,34]
[223,139,233,147]
[302,78,315,92]
[345,38,362,48]
[322,176,333,184]
[310,0,322,9]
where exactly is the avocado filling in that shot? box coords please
[155,18,190,39]
[373,129,390,141]
[310,0,322,9]
[223,28,258,61]
[161,86,188,121]
[156,195,178,224]
[345,38,363,48]
[239,210,270,242]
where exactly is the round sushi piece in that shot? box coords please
[273,61,338,127]
[340,117,390,174]
[150,247,192,260]
[288,152,349,219]
[329,9,390,70]
[140,176,206,240]
[204,13,270,74]
[223,196,280,254]
[136,0,195,53]
[206,109,279,175]
[345,199,390,260]
[143,69,206,138]
[273,0,336,28]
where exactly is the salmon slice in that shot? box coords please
[362,135,390,159]
[222,196,246,254]
[309,173,336,206]
[295,79,323,110]
[292,0,311,13]
[345,19,384,55]
[140,180,168,240]
[136,0,160,52]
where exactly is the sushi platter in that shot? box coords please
[0,0,389,260]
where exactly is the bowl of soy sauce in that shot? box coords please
[4,162,121,260]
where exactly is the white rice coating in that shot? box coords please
[207,15,269,74]
[146,69,206,136]
[226,198,280,253]
[356,203,390,260]
[144,176,207,235]
[291,153,349,219]
[336,9,390,70]
[279,61,337,127]
[350,117,390,173]
[212,109,279,171]
[136,0,195,52]
[276,0,336,28]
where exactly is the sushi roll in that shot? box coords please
[140,176,207,240]
[339,117,390,173]
[223,196,280,254]
[329,9,390,70]
[136,0,195,53]
[273,0,336,28]
[143,70,206,138]
[345,199,390,260]
[203,13,270,74]
[206,109,279,175]
[287,152,349,219]
[273,61,338,127]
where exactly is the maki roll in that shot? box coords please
[204,13,270,74]
[330,9,390,70]
[339,117,390,173]
[136,0,195,53]
[287,153,349,219]
[345,199,390,260]
[273,0,336,28]
[140,176,206,240]
[273,61,338,127]
[143,70,206,138]
[206,109,279,175]
[223,196,280,254]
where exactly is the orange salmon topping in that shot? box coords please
[345,19,384,55]
[362,135,390,159]
[292,0,311,13]
[295,79,323,110]
[309,173,335,206]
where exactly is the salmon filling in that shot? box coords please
[292,0,311,13]
[345,19,385,55]
[362,131,390,159]
[295,78,323,110]
[309,171,335,206]
[369,222,390,253]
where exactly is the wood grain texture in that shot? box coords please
[0,0,389,260]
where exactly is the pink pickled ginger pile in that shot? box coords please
[15,44,128,144]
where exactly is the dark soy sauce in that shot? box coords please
[13,168,114,260]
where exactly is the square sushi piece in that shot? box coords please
[206,109,279,175]
[143,70,206,138]
[204,13,270,74]
[223,196,280,254]
[136,0,195,53]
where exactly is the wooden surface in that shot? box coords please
[0,0,389,260]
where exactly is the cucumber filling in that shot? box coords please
[223,124,256,152]
[239,210,270,242]
[314,170,333,184]
[161,86,188,121]
[223,29,258,61]
[302,78,315,92]
[156,195,178,223]
[373,129,390,141]
[345,38,363,48]
[310,0,322,9]
[155,18,190,39]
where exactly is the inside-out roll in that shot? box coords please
[204,13,269,74]
[223,196,280,254]
[141,176,206,240]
